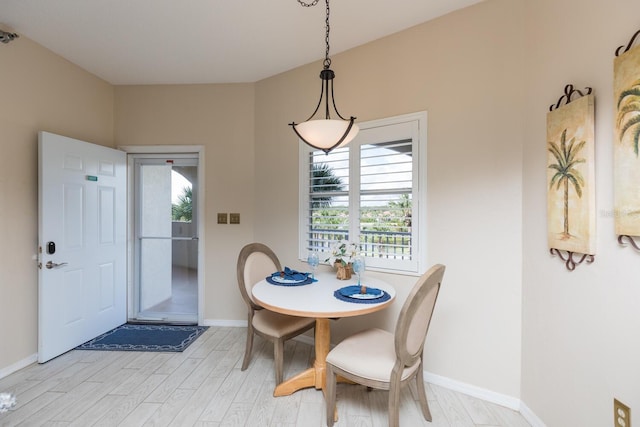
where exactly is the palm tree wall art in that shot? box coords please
[616,79,640,155]
[547,94,596,255]
[548,129,586,239]
[614,42,640,236]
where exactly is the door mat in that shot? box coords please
[76,324,208,352]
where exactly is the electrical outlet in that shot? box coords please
[615,399,631,427]
[230,213,240,224]
[217,213,228,224]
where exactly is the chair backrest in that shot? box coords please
[236,243,282,310]
[394,264,445,367]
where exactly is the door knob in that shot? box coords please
[45,261,68,269]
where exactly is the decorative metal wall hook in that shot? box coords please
[549,84,593,112]
[550,248,595,271]
[0,30,19,44]
[615,28,640,57]
[617,234,640,252]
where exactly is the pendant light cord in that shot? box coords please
[291,0,357,155]
[297,0,332,69]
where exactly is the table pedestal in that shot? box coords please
[274,318,330,396]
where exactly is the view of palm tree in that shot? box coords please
[548,129,586,239]
[387,193,412,228]
[172,187,192,222]
[311,163,344,209]
[617,78,640,156]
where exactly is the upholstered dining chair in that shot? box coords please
[237,242,316,384]
[325,264,446,427]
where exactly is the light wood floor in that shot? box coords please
[0,327,531,427]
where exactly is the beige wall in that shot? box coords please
[114,84,256,321]
[255,0,525,399]
[522,0,640,425]
[4,0,639,425]
[0,33,114,371]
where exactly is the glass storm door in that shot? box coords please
[132,157,199,324]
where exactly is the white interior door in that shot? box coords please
[38,131,127,363]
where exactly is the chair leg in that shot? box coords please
[388,379,402,427]
[326,364,337,427]
[241,316,254,371]
[415,372,432,421]
[274,339,284,385]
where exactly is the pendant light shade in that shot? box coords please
[292,119,359,151]
[290,0,358,154]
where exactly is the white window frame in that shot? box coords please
[298,111,428,276]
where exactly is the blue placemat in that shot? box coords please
[333,285,391,304]
[266,267,313,286]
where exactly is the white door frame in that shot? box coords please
[119,145,205,326]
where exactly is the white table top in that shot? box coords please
[252,271,396,318]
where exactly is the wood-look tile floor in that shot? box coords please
[0,327,531,427]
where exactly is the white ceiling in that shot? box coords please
[0,0,483,85]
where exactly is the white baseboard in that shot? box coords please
[423,371,546,426]
[423,371,521,410]
[0,354,38,380]
[202,319,247,327]
[519,401,547,427]
[203,321,546,426]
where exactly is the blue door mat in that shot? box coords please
[76,324,208,352]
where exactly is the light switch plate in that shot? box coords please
[217,213,228,224]
[230,213,240,224]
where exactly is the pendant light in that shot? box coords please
[290,0,359,154]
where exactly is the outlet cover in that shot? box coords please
[615,399,631,427]
[230,213,240,224]
[217,213,228,224]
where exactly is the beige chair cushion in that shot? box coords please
[253,309,315,338]
[326,328,421,383]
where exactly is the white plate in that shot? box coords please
[347,290,384,300]
[271,275,307,284]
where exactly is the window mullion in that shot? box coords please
[349,139,360,250]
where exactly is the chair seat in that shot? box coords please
[326,328,421,383]
[253,309,315,338]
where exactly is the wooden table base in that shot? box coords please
[274,318,330,396]
[274,318,348,421]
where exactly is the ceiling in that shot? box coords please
[0,0,483,85]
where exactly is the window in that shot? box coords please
[299,111,427,275]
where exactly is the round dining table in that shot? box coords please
[252,270,396,397]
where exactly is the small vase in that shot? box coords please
[334,261,353,280]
